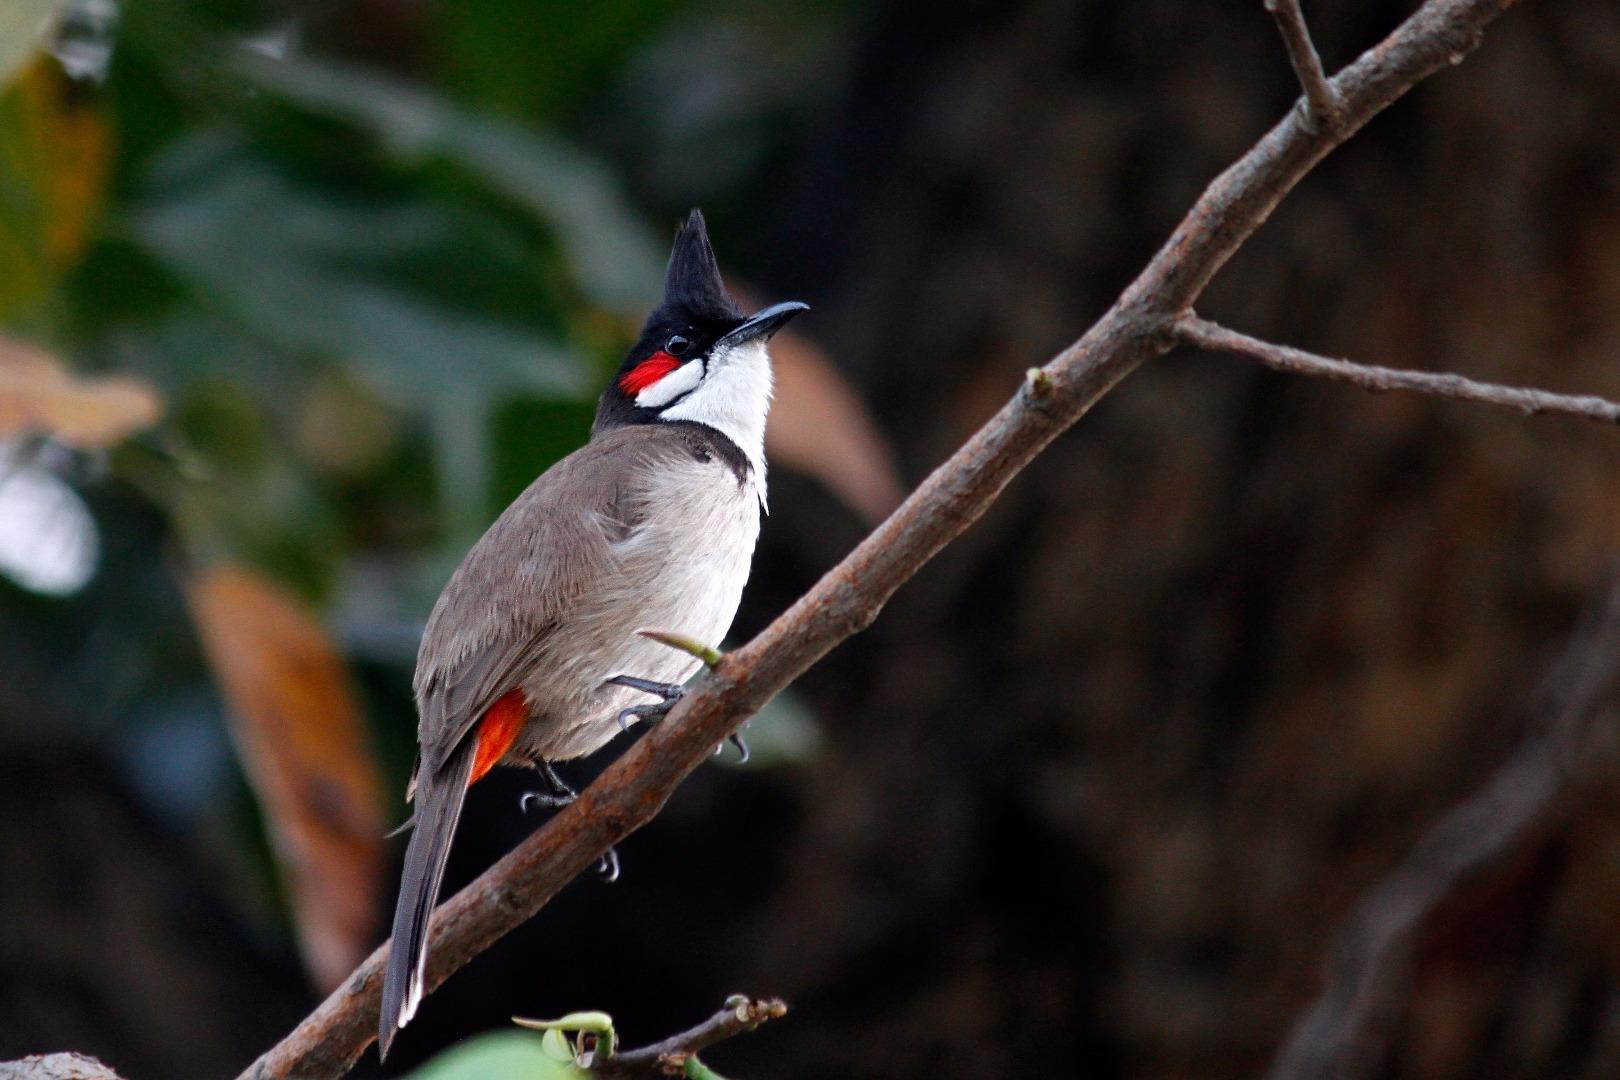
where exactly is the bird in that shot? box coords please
[377,209,806,1059]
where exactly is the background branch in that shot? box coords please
[1265,0,1343,129]
[1267,576,1620,1080]
[237,1,1527,1075]
[1178,315,1620,424]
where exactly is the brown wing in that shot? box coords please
[410,426,671,778]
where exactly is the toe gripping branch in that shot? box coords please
[563,631,744,887]
[519,761,577,811]
[606,675,687,733]
[610,630,750,762]
[605,681,750,763]
[519,762,619,882]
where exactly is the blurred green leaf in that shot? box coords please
[405,1030,583,1080]
[128,128,607,535]
[131,135,585,400]
[437,0,675,123]
[167,379,349,602]
[237,56,667,314]
[491,396,595,507]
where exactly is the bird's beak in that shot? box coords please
[718,301,809,349]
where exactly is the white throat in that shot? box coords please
[657,338,773,509]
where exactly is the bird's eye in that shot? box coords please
[665,334,692,357]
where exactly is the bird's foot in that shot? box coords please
[519,761,578,812]
[605,675,686,732]
[596,846,621,883]
[608,675,752,763]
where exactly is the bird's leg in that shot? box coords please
[519,761,577,811]
[517,764,622,882]
[605,675,686,732]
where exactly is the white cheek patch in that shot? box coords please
[657,338,774,509]
[635,359,704,408]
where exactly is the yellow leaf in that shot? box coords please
[186,565,387,993]
[0,57,110,316]
[0,336,161,446]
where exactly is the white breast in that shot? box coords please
[517,452,761,760]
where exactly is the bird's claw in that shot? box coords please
[597,847,621,883]
[520,761,577,812]
[616,701,667,733]
[606,675,686,732]
[606,675,749,763]
[713,722,752,762]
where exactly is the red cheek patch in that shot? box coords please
[619,351,681,395]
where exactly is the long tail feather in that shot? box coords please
[378,742,475,1060]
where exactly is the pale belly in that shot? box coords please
[515,457,761,761]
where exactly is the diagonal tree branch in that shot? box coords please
[1177,315,1620,424]
[236,2,1530,1075]
[1265,0,1344,130]
[1267,576,1620,1080]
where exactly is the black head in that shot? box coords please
[594,210,806,435]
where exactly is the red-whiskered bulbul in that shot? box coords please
[378,210,806,1058]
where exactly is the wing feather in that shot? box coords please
[411,427,662,773]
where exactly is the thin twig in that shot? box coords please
[1267,577,1620,1080]
[595,997,788,1078]
[1177,315,1620,425]
[236,3,1526,1075]
[1265,0,1343,130]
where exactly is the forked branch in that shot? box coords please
[1265,0,1343,129]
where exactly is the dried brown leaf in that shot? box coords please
[186,565,386,993]
[765,326,905,525]
[0,337,161,447]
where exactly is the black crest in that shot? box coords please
[660,209,743,324]
[592,209,805,439]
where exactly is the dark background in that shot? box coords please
[2,1,1620,1078]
